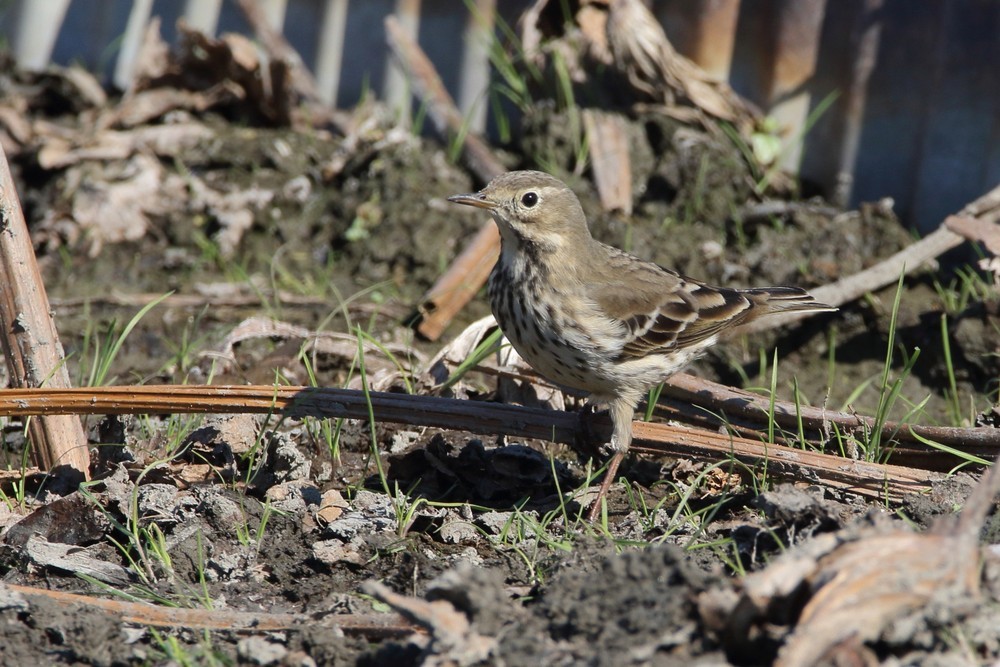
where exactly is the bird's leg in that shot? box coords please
[587,450,625,522]
[586,396,636,522]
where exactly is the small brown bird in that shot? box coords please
[449,171,833,520]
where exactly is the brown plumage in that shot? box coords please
[449,170,833,519]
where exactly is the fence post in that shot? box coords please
[315,0,350,106]
[458,0,495,135]
[384,0,422,125]
[11,0,72,70]
[183,0,224,36]
[114,0,155,90]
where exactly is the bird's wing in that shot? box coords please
[592,260,754,360]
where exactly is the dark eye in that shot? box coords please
[521,192,538,207]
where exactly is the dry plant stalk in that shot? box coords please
[662,372,1000,468]
[429,316,999,474]
[0,384,937,501]
[414,222,501,341]
[0,581,417,638]
[0,144,89,478]
[582,109,633,215]
[743,182,1000,333]
[383,15,507,184]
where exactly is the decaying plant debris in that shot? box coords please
[1,5,999,666]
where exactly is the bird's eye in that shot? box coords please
[521,192,538,208]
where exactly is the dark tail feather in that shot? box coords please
[743,286,837,315]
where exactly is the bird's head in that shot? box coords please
[448,171,590,251]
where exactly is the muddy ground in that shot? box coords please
[1,28,1000,667]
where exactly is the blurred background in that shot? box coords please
[1,0,997,233]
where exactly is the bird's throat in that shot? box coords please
[495,224,549,272]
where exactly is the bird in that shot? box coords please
[448,170,834,520]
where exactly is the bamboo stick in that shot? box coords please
[0,384,941,501]
[0,145,89,478]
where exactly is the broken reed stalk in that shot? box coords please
[0,384,938,501]
[0,581,418,638]
[582,110,633,215]
[384,15,506,184]
[414,222,500,340]
[460,349,1000,468]
[0,144,89,478]
[384,14,508,340]
[741,182,1000,333]
[661,372,1000,469]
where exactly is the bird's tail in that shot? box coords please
[743,286,836,316]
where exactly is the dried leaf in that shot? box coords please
[422,314,500,387]
[26,536,131,586]
[70,154,164,256]
[363,581,497,667]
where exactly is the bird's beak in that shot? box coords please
[447,192,496,210]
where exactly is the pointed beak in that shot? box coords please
[447,192,496,210]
